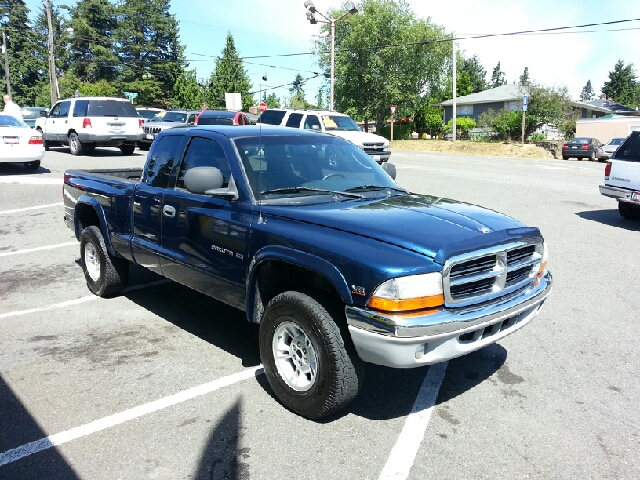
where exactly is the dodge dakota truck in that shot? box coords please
[63,125,552,419]
[599,131,640,220]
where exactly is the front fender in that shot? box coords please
[74,195,115,255]
[245,245,353,323]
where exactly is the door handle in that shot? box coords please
[162,205,176,217]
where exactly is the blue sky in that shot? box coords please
[25,1,640,105]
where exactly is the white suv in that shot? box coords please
[35,97,144,155]
[258,109,391,164]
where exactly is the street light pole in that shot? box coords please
[304,1,358,112]
[2,30,11,96]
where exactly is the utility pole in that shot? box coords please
[44,0,58,105]
[452,32,456,143]
[2,31,11,96]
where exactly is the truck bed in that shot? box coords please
[64,168,143,182]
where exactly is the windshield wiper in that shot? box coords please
[260,187,364,198]
[344,185,408,193]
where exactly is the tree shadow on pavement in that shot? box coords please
[0,376,81,480]
[577,209,640,231]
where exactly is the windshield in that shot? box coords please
[608,138,624,145]
[321,115,361,131]
[20,108,46,119]
[153,111,188,123]
[567,138,591,144]
[137,110,161,120]
[198,116,234,125]
[0,115,28,127]
[234,134,399,202]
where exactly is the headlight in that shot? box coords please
[368,272,444,313]
[535,242,548,284]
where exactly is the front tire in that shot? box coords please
[69,132,84,156]
[37,128,49,151]
[618,201,640,220]
[120,144,136,155]
[259,290,364,419]
[80,226,129,297]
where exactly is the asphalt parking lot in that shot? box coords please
[1,146,639,479]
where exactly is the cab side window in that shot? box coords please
[49,103,61,118]
[73,100,89,117]
[285,113,303,128]
[58,101,71,118]
[143,135,183,187]
[304,115,321,130]
[176,137,231,190]
[187,113,197,125]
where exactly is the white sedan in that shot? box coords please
[0,114,45,170]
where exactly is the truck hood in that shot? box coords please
[144,121,184,129]
[264,194,540,262]
[326,130,388,146]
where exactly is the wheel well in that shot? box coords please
[75,203,101,238]
[253,260,345,323]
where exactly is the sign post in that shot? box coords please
[521,95,528,145]
[390,105,396,145]
[259,102,267,113]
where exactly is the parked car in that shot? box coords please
[599,131,640,220]
[138,109,199,150]
[601,137,626,159]
[63,125,552,419]
[0,114,44,169]
[34,97,143,156]
[258,108,395,179]
[19,107,48,128]
[136,107,165,123]
[195,110,251,126]
[562,137,606,161]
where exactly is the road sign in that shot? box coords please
[523,95,528,111]
[390,105,396,114]
[259,102,267,113]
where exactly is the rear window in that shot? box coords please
[258,110,286,125]
[87,100,138,117]
[567,138,590,145]
[612,132,640,162]
[198,116,233,125]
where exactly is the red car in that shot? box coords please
[195,110,250,126]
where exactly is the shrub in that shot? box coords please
[444,117,476,139]
[380,121,415,140]
[527,132,546,142]
[413,105,444,138]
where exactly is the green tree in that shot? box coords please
[207,33,254,110]
[413,104,443,138]
[264,92,281,109]
[65,0,119,82]
[456,71,473,97]
[524,83,573,138]
[602,60,638,107]
[78,79,118,97]
[490,61,506,88]
[115,0,185,104]
[519,67,530,87]
[491,109,521,140]
[171,69,203,109]
[0,0,42,106]
[286,73,309,108]
[313,0,450,131]
[580,79,594,102]
[459,54,487,93]
[445,116,476,138]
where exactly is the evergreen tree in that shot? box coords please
[264,92,281,109]
[0,0,42,106]
[207,33,254,110]
[518,67,530,86]
[490,61,506,88]
[115,0,185,105]
[171,69,202,109]
[602,60,638,107]
[65,0,119,83]
[287,73,307,108]
[460,54,486,93]
[580,80,594,102]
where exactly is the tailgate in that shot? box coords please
[607,160,640,191]
[87,100,141,134]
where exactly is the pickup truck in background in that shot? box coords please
[599,131,640,220]
[63,125,552,419]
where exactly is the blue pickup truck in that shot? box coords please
[63,125,552,419]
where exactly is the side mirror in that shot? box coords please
[40,111,48,117]
[184,167,238,200]
[381,162,397,180]
[311,125,320,130]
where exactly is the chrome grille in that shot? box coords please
[443,241,542,307]
[362,142,385,153]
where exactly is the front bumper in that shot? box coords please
[346,271,552,368]
[365,150,391,163]
[599,184,639,202]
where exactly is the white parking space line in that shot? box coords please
[378,361,448,480]
[0,366,264,467]
[0,242,77,257]
[0,176,62,185]
[0,202,63,215]
[0,279,171,319]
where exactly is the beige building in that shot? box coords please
[576,116,640,144]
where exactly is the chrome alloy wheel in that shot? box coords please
[84,241,101,282]
[272,321,318,392]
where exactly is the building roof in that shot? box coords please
[586,98,638,115]
[435,84,525,107]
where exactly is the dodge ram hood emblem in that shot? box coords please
[477,225,493,234]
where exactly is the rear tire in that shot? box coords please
[562,155,568,160]
[69,132,84,156]
[24,160,40,170]
[120,144,135,155]
[259,290,364,419]
[80,226,129,297]
[138,143,150,151]
[618,201,640,220]
[589,150,596,161]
